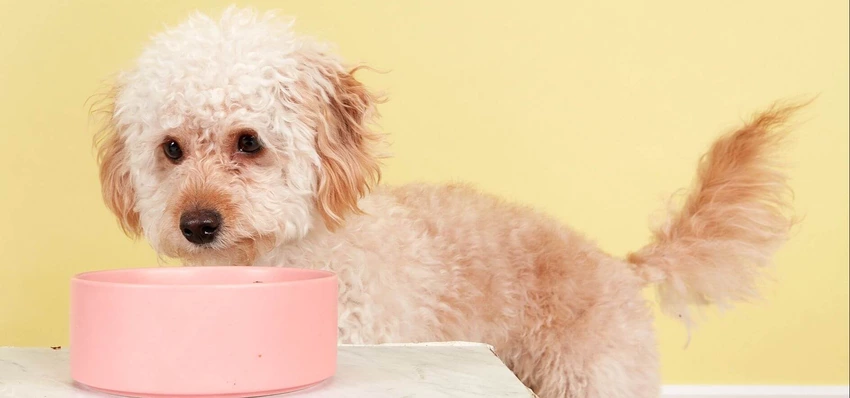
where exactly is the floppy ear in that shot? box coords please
[91,87,141,237]
[314,66,384,230]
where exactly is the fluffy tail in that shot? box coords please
[628,102,806,325]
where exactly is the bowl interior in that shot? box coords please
[73,266,333,286]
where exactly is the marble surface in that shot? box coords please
[0,342,535,397]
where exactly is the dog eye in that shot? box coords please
[237,133,262,153]
[163,140,183,161]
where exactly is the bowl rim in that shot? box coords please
[71,266,336,288]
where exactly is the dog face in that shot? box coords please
[93,8,383,265]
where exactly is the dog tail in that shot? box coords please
[627,101,806,326]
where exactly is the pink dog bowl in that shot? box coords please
[70,266,337,398]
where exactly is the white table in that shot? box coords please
[0,342,536,397]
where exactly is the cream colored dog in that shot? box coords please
[93,7,800,398]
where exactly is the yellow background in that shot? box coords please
[1,0,847,385]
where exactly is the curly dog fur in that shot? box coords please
[92,7,800,397]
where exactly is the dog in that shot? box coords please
[92,7,800,397]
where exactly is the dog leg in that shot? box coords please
[495,261,660,398]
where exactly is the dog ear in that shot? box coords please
[91,87,141,237]
[314,66,384,230]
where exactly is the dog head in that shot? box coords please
[93,7,384,265]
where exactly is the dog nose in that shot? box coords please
[179,209,221,245]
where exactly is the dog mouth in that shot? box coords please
[163,205,273,265]
[170,231,271,267]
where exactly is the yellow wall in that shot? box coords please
[1,0,847,385]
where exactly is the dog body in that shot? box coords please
[254,183,660,396]
[94,8,797,397]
